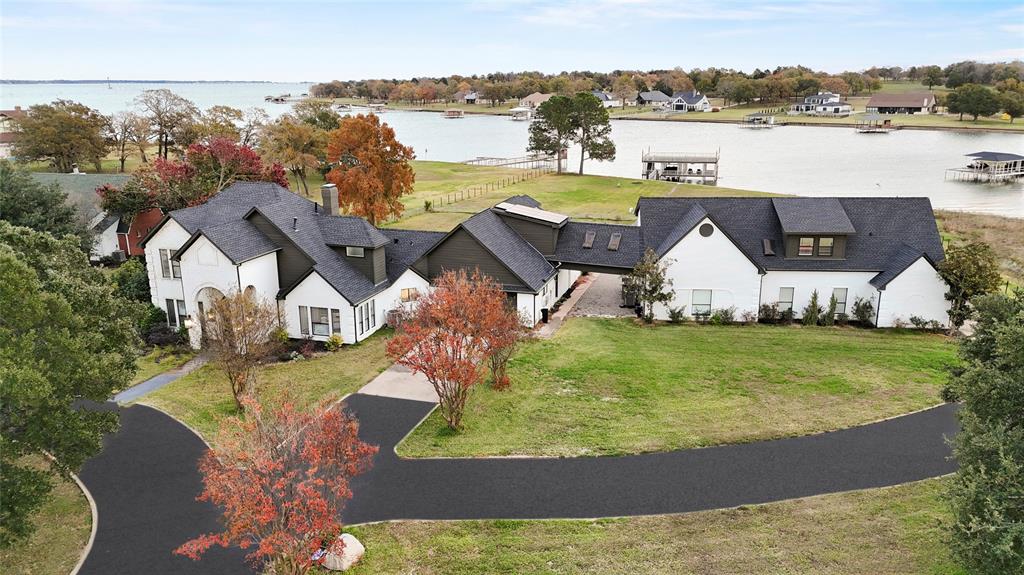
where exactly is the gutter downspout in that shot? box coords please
[875,290,883,327]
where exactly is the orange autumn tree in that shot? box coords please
[175,397,377,575]
[325,114,415,225]
[387,269,516,429]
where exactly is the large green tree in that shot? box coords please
[528,95,575,174]
[946,84,1002,121]
[939,240,1003,329]
[1001,91,1024,123]
[0,222,140,545]
[945,290,1024,574]
[11,100,109,173]
[0,160,90,250]
[260,114,328,195]
[570,92,616,175]
[624,248,674,324]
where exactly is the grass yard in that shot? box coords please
[140,330,393,441]
[127,346,195,389]
[936,209,1024,287]
[399,319,956,458]
[0,456,92,575]
[342,478,963,575]
[388,172,768,231]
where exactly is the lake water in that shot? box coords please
[3,82,1022,217]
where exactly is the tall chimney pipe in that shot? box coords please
[321,183,339,216]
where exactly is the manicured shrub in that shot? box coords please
[324,333,344,352]
[852,296,875,326]
[146,325,185,347]
[667,306,687,324]
[780,308,795,324]
[709,306,736,325]
[739,310,758,325]
[836,312,849,326]
[139,304,169,334]
[802,290,823,326]
[821,294,838,326]
[758,302,780,324]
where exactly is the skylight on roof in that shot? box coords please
[494,202,568,225]
[583,231,596,249]
[607,233,621,251]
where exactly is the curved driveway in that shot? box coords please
[77,395,959,573]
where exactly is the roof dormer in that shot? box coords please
[772,198,855,260]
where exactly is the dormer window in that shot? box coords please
[818,237,834,257]
[798,237,814,256]
[346,246,365,258]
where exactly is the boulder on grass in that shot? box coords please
[321,533,365,571]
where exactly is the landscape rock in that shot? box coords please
[321,533,365,571]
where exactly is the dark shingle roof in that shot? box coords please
[655,204,708,257]
[671,90,706,105]
[317,216,390,248]
[91,213,120,232]
[381,229,445,281]
[638,91,671,102]
[866,92,936,108]
[636,197,944,275]
[460,210,555,291]
[503,195,542,208]
[552,222,642,269]
[967,151,1024,162]
[194,219,280,264]
[772,197,857,235]
[869,243,935,289]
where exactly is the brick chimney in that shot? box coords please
[321,183,339,216]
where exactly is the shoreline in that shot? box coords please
[383,106,1023,134]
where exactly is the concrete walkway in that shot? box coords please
[357,362,438,403]
[569,273,634,318]
[113,355,207,404]
[535,273,595,338]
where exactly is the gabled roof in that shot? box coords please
[174,219,280,265]
[317,215,390,248]
[91,213,120,233]
[459,210,556,291]
[638,91,671,102]
[636,197,944,274]
[866,92,937,108]
[670,90,707,105]
[869,243,936,289]
[590,91,613,101]
[30,172,131,224]
[551,222,642,270]
[502,194,542,208]
[520,92,553,106]
[772,197,856,235]
[381,229,445,281]
[967,151,1024,162]
[655,204,708,257]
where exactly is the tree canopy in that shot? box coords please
[0,222,140,545]
[946,84,1002,121]
[325,114,415,225]
[0,161,90,250]
[528,95,575,174]
[939,240,1003,329]
[571,92,616,175]
[261,114,328,195]
[11,100,109,173]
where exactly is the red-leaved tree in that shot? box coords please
[482,304,529,391]
[386,269,514,429]
[175,398,377,575]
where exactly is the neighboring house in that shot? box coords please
[520,92,553,108]
[30,172,131,260]
[632,197,949,327]
[788,92,853,116]
[0,106,26,158]
[636,91,671,107]
[454,90,478,105]
[866,92,938,114]
[669,90,711,112]
[590,91,622,108]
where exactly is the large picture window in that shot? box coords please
[310,307,330,336]
[357,300,376,335]
[692,290,712,315]
[166,298,187,328]
[778,287,795,312]
[400,288,419,302]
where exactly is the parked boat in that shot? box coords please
[445,109,465,119]
[509,107,532,121]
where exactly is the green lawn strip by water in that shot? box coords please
[0,456,92,575]
[399,319,956,458]
[340,478,963,575]
[140,329,394,442]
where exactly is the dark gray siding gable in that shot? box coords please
[248,212,315,288]
[498,215,559,256]
[425,228,524,289]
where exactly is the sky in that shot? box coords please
[1,0,1021,82]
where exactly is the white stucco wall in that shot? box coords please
[282,271,352,342]
[92,220,120,260]
[144,219,190,308]
[876,258,949,328]
[655,217,761,319]
[237,252,280,305]
[179,236,241,307]
[760,270,879,319]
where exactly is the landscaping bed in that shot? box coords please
[140,329,394,442]
[398,318,957,457]
[343,478,963,575]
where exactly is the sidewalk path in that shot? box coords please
[113,355,207,404]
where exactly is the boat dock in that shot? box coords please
[855,113,897,134]
[464,153,556,170]
[641,149,720,185]
[945,151,1024,183]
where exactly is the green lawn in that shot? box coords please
[140,329,394,441]
[126,346,195,389]
[388,172,768,231]
[0,456,92,575]
[399,319,956,458]
[342,478,963,575]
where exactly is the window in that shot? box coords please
[779,287,795,312]
[692,289,712,315]
[171,257,181,278]
[159,249,171,278]
[346,246,365,258]
[832,288,848,316]
[400,288,419,302]
[699,223,714,237]
[310,307,330,336]
[298,305,309,335]
[331,309,341,334]
[357,304,363,334]
[357,300,375,335]
[166,299,188,328]
[798,237,814,256]
[818,237,835,257]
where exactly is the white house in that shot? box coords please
[669,90,711,112]
[590,91,622,108]
[631,197,949,327]
[789,92,853,116]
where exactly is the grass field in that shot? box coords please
[341,478,963,575]
[140,329,393,441]
[399,318,956,458]
[936,209,1024,287]
[0,456,92,575]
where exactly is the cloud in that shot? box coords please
[970,47,1024,62]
